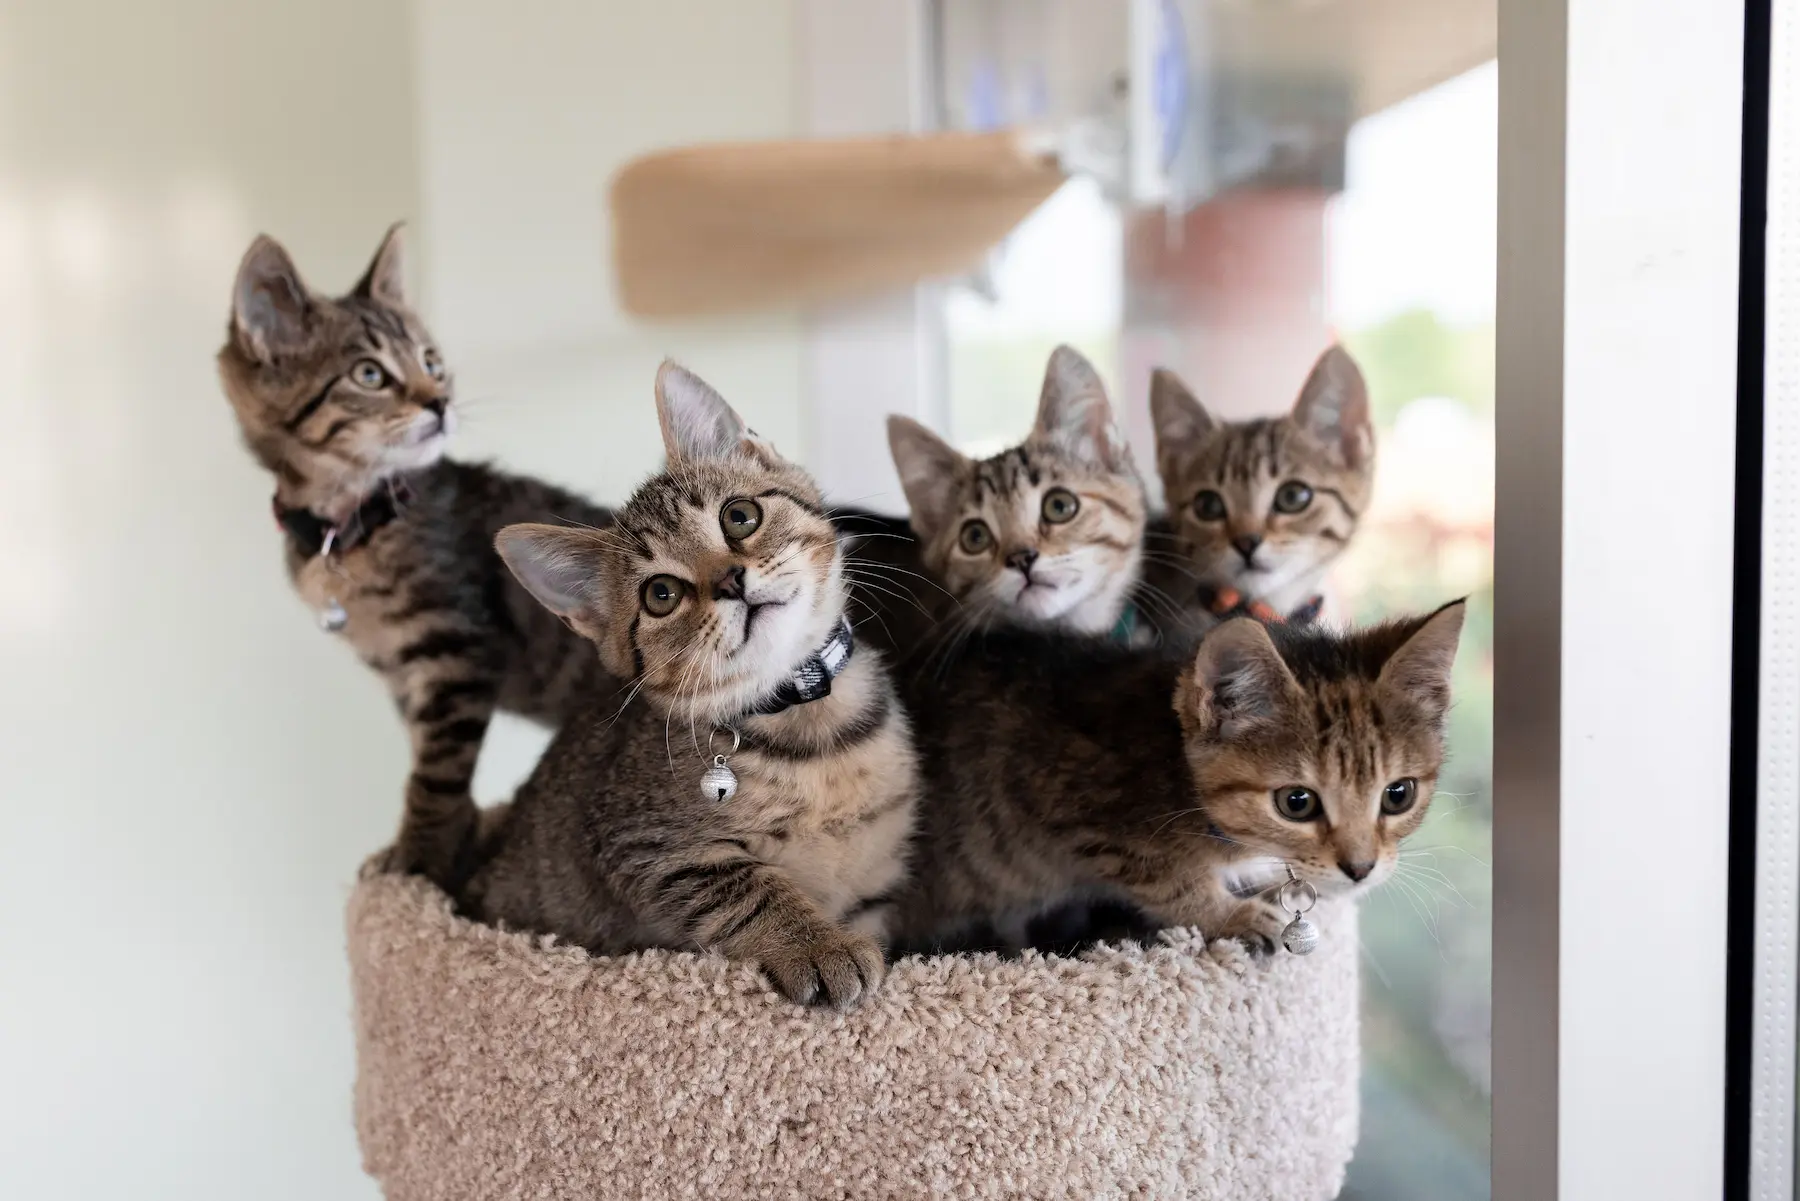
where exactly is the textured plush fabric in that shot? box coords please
[348,871,1360,1200]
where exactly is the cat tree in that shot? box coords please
[347,864,1360,1199]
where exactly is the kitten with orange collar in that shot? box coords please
[1146,347,1376,633]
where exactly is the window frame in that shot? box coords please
[1741,0,1795,1197]
[1495,0,1748,1197]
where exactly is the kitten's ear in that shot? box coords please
[887,415,970,539]
[1034,345,1133,473]
[495,524,610,624]
[231,235,313,362]
[1149,368,1217,486]
[655,360,773,464]
[1376,599,1467,726]
[1179,618,1303,741]
[353,222,408,306]
[1291,346,1373,469]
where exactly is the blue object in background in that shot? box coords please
[1023,60,1049,121]
[1154,0,1189,169]
[968,58,1004,131]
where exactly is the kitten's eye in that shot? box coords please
[350,359,390,390]
[1193,490,1227,521]
[640,575,686,617]
[422,348,446,381]
[1041,487,1080,524]
[958,520,994,554]
[720,499,763,540]
[1274,786,1322,821]
[1381,777,1419,815]
[1273,480,1314,514]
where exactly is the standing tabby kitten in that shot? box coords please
[216,226,616,890]
[1147,346,1376,629]
[889,601,1464,955]
[882,346,1147,645]
[460,364,917,1010]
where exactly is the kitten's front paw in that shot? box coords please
[759,926,886,1010]
[387,779,479,883]
[1212,900,1288,958]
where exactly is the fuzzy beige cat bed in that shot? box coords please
[347,870,1360,1200]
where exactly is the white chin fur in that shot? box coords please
[1208,553,1319,613]
[1012,581,1077,621]
[741,594,814,674]
[993,569,1088,624]
[1294,861,1386,901]
[994,572,1130,637]
[700,573,838,717]
[382,432,448,473]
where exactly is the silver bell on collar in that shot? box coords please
[701,755,738,803]
[1278,870,1321,956]
[1282,913,1320,956]
[318,597,349,633]
[700,728,741,803]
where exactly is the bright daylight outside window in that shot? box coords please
[934,4,1495,1197]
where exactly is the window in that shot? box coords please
[930,6,1495,1195]
[808,2,1750,1193]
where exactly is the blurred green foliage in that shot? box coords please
[1343,309,1496,425]
[1340,314,1495,1201]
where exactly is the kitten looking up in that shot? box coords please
[888,601,1465,956]
[1148,347,1376,626]
[885,345,1147,639]
[215,226,617,891]
[461,363,918,1010]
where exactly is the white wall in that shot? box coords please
[415,0,805,506]
[0,3,417,1198]
[411,0,805,795]
[0,2,805,1197]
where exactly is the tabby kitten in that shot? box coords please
[460,364,917,1010]
[216,226,616,890]
[882,345,1147,643]
[1147,346,1376,628]
[888,601,1465,955]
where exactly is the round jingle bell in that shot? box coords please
[1277,872,1321,956]
[1281,913,1321,955]
[701,754,738,803]
[318,598,349,633]
[700,728,743,803]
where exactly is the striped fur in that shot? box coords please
[1145,347,1376,631]
[889,602,1465,956]
[883,346,1147,646]
[216,227,616,891]
[460,364,917,1010]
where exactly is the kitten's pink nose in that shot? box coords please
[712,564,746,600]
[1004,548,1039,575]
[1338,858,1375,883]
[1231,533,1263,563]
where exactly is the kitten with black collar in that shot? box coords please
[459,364,917,1010]
[216,226,617,891]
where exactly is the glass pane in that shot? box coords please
[935,5,1496,1198]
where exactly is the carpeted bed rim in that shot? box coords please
[348,867,1360,1200]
